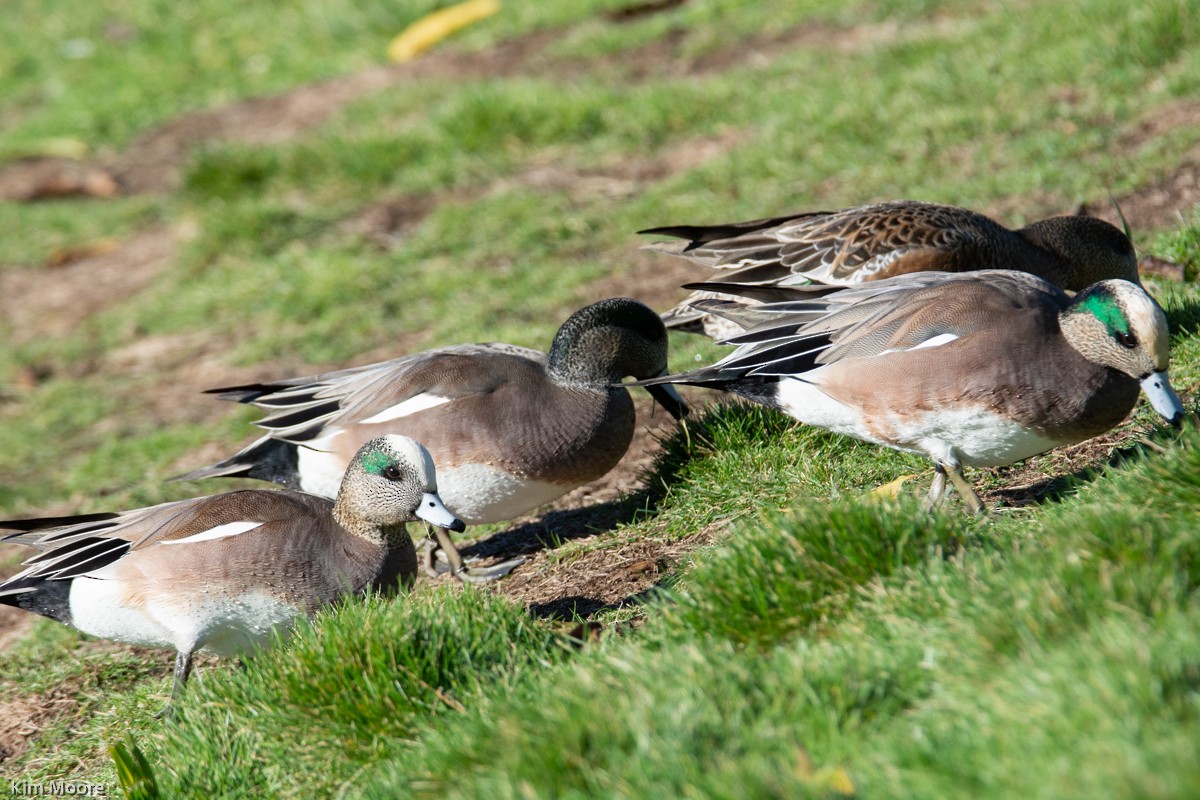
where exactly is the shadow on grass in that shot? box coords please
[1165,295,1200,338]
[527,580,671,621]
[447,404,786,625]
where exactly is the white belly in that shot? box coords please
[776,377,1061,467]
[70,577,174,649]
[436,464,570,525]
[890,406,1061,467]
[70,577,302,657]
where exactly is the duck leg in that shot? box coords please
[944,464,985,516]
[422,524,443,578]
[924,465,949,511]
[423,524,525,582]
[155,649,194,719]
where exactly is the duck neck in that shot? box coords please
[1015,225,1072,287]
[547,330,619,386]
[332,500,410,548]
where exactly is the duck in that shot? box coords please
[640,200,1139,337]
[635,271,1184,513]
[175,297,688,580]
[0,435,463,714]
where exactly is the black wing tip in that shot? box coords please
[637,224,689,237]
[1,511,120,535]
[202,383,283,403]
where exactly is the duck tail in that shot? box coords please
[171,435,300,488]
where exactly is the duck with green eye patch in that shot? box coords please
[0,435,464,717]
[636,270,1187,515]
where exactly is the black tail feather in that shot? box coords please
[203,382,286,403]
[0,512,119,534]
[171,436,301,488]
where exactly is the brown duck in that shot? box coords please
[0,435,463,714]
[642,200,1139,336]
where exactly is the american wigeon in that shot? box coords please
[176,298,687,580]
[637,271,1185,513]
[641,200,1139,337]
[0,435,463,714]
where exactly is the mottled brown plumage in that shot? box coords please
[642,200,1139,336]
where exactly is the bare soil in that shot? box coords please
[0,640,177,763]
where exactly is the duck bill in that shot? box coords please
[1140,370,1185,427]
[417,492,466,533]
[645,371,689,421]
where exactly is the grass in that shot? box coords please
[1,0,1199,795]
[137,420,1200,798]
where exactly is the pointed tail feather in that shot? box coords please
[171,436,301,488]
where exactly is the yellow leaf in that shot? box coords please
[387,0,501,63]
[870,473,919,498]
[815,766,857,796]
[46,237,121,268]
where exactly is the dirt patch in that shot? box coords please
[0,13,925,203]
[0,159,119,202]
[0,28,565,200]
[502,530,715,620]
[110,66,402,194]
[1116,98,1200,154]
[0,639,178,764]
[0,686,79,763]
[0,226,180,348]
[108,28,565,195]
[1067,100,1200,234]
[1107,163,1200,235]
[339,193,442,249]
[614,13,973,79]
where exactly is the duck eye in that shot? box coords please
[381,465,403,481]
[1116,331,1137,349]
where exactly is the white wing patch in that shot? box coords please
[880,332,959,355]
[361,394,452,424]
[910,333,959,350]
[160,520,264,546]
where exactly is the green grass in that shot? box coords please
[2,0,1200,795]
[133,420,1200,799]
